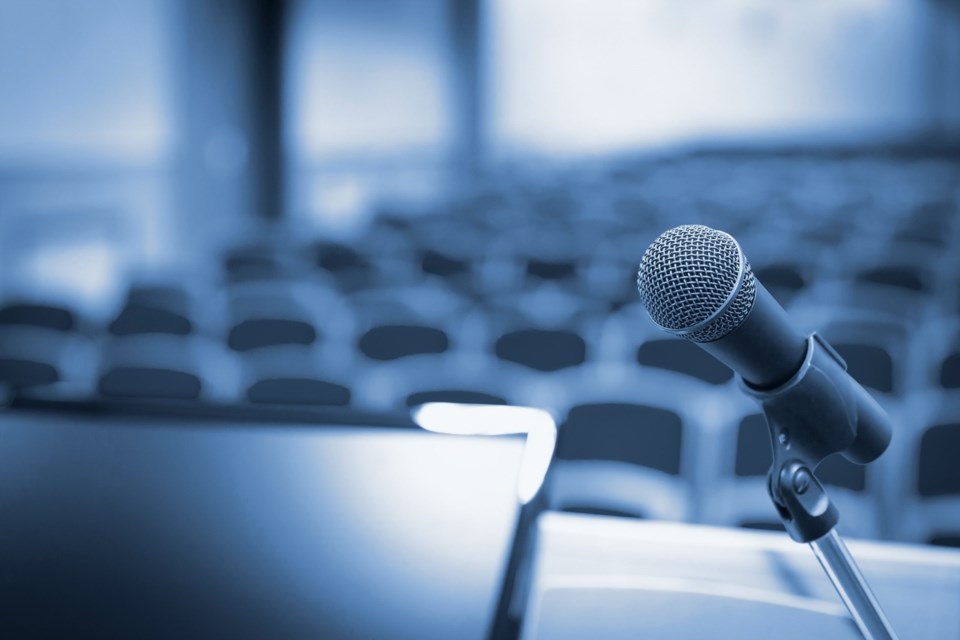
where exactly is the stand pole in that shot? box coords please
[742,333,899,639]
[810,529,898,640]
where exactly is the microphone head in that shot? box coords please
[636,224,756,343]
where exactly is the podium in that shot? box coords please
[520,513,960,640]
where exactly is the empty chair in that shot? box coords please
[708,412,880,538]
[227,294,318,353]
[560,402,683,475]
[939,351,960,389]
[543,365,712,522]
[109,285,193,336]
[405,389,506,408]
[486,280,608,329]
[855,264,928,295]
[841,262,936,325]
[0,301,91,392]
[552,400,686,521]
[525,258,579,285]
[409,215,495,293]
[223,244,292,283]
[831,343,895,395]
[97,335,213,401]
[236,334,351,408]
[0,328,66,390]
[894,418,960,546]
[0,302,77,332]
[349,284,471,353]
[221,291,355,407]
[312,241,378,292]
[578,252,640,311]
[816,313,912,397]
[354,352,528,412]
[418,248,473,294]
[752,263,809,307]
[636,338,734,386]
[358,324,450,362]
[495,328,586,373]
[893,200,955,249]
[350,282,473,326]
[337,286,484,411]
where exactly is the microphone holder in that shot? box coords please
[741,333,898,640]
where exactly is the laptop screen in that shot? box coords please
[0,410,526,639]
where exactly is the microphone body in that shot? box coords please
[636,225,892,468]
[698,280,806,391]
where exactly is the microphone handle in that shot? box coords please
[698,282,807,390]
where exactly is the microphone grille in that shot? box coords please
[636,224,756,343]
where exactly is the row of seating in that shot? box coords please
[1,148,958,548]
[4,288,960,401]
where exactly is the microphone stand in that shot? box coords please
[745,334,899,640]
[770,459,897,639]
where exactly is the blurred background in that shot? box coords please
[2,0,960,619]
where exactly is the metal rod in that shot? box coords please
[809,529,898,640]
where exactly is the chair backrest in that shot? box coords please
[99,367,202,400]
[247,378,351,407]
[917,422,960,499]
[0,302,76,332]
[97,335,209,401]
[495,328,587,373]
[358,324,450,361]
[734,413,866,491]
[109,285,193,336]
[312,241,377,291]
[558,402,683,476]
[753,263,809,307]
[831,343,894,395]
[939,352,960,390]
[636,338,734,386]
[227,293,318,352]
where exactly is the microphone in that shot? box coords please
[636,224,891,466]
[635,224,806,390]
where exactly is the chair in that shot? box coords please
[843,261,937,326]
[813,310,915,398]
[939,352,960,389]
[720,414,882,538]
[343,286,490,411]
[635,338,734,387]
[219,288,357,407]
[358,324,450,362]
[240,344,353,407]
[408,214,492,296]
[226,293,319,353]
[0,302,77,332]
[353,350,531,412]
[0,301,93,392]
[543,364,718,523]
[0,327,69,390]
[495,328,587,374]
[752,262,810,308]
[417,248,473,293]
[710,412,882,538]
[97,334,234,401]
[312,241,379,292]
[109,284,194,336]
[223,243,296,283]
[891,410,960,546]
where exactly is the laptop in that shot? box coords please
[0,401,528,639]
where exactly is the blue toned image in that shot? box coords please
[1,1,960,639]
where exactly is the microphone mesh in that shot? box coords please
[636,224,755,343]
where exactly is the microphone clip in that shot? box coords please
[739,332,892,543]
